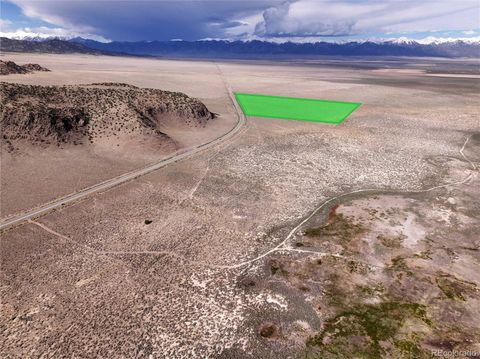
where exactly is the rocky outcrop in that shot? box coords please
[0,82,214,150]
[21,63,51,72]
[0,60,50,75]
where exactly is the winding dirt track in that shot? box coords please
[220,135,477,270]
[0,65,246,230]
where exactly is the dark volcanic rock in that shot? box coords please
[22,63,50,72]
[0,82,214,150]
[0,60,50,75]
[0,60,28,75]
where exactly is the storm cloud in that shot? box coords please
[6,0,281,41]
[4,0,480,41]
[254,0,479,38]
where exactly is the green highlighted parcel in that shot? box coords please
[235,93,361,124]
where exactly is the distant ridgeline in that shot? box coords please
[1,37,479,58]
[0,37,107,55]
[65,38,480,58]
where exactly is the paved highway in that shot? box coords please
[0,80,246,230]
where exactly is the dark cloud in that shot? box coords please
[8,0,480,41]
[10,0,281,41]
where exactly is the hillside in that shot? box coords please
[0,60,50,75]
[0,37,106,54]
[0,82,214,153]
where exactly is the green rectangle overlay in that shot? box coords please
[234,93,361,124]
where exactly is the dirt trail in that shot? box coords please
[221,134,478,270]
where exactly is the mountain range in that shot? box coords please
[1,37,479,58]
[0,37,104,54]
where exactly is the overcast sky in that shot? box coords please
[1,0,479,42]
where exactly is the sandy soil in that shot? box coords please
[1,53,479,358]
[255,138,480,358]
[0,53,237,218]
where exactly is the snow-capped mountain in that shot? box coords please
[0,29,110,43]
[386,36,480,45]
[1,36,479,58]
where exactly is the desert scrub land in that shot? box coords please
[1,53,479,358]
[0,66,235,217]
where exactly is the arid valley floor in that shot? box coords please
[1,53,479,358]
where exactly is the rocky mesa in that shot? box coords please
[0,60,50,75]
[0,82,214,153]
